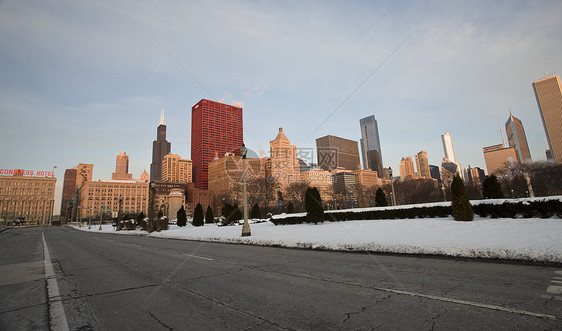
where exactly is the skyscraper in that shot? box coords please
[505,113,532,164]
[482,144,518,175]
[441,131,456,163]
[399,156,416,181]
[533,74,562,164]
[161,154,192,183]
[268,128,300,188]
[359,115,383,176]
[60,168,77,221]
[415,151,430,178]
[191,99,243,189]
[112,152,133,180]
[316,135,361,171]
[150,109,171,181]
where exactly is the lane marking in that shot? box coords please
[552,280,562,284]
[547,285,562,295]
[370,286,557,320]
[42,232,70,331]
[183,253,213,261]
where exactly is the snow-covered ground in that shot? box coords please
[72,215,562,263]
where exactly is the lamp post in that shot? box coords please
[349,190,354,208]
[88,207,92,229]
[117,195,123,231]
[389,167,396,206]
[99,203,104,230]
[240,144,251,237]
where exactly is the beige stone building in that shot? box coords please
[483,144,518,175]
[162,154,192,183]
[352,169,383,189]
[80,179,149,220]
[399,157,416,181]
[300,168,333,202]
[267,128,301,189]
[415,151,431,178]
[0,173,56,225]
[76,163,93,189]
[208,153,266,199]
[112,152,133,180]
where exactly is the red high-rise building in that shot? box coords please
[191,99,243,189]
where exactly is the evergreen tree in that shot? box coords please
[482,175,504,199]
[205,206,214,224]
[136,212,145,226]
[233,205,242,221]
[287,201,295,214]
[375,188,388,207]
[251,203,261,219]
[193,203,204,226]
[176,205,187,227]
[305,187,324,224]
[157,209,163,219]
[451,175,473,221]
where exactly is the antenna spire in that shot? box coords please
[498,118,506,147]
[159,108,165,125]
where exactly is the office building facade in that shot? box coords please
[505,113,532,164]
[399,157,416,181]
[60,168,77,221]
[359,115,383,176]
[112,152,133,180]
[441,131,457,163]
[483,144,518,175]
[533,74,562,164]
[267,128,300,189]
[0,172,56,226]
[415,151,431,178]
[162,154,192,183]
[192,99,243,189]
[316,135,361,171]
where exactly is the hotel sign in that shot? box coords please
[0,169,55,177]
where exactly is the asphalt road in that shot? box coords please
[1,226,561,330]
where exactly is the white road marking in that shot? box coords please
[372,286,557,320]
[552,280,562,284]
[182,253,213,261]
[42,232,70,331]
[547,285,562,295]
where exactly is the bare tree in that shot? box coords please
[285,181,309,212]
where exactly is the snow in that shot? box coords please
[71,215,562,263]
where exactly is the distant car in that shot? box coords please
[14,217,25,226]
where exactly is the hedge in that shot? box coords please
[269,199,562,225]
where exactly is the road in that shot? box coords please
[0,226,560,330]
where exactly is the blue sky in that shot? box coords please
[1,0,561,214]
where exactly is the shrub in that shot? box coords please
[305,187,324,224]
[287,202,295,214]
[482,175,504,199]
[451,175,473,221]
[177,205,187,227]
[251,203,261,219]
[205,206,214,224]
[193,203,204,227]
[375,188,388,207]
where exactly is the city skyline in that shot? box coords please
[1,1,561,214]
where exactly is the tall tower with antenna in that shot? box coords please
[150,108,171,181]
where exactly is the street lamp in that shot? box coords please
[240,143,251,237]
[99,203,104,230]
[88,207,92,229]
[117,195,123,231]
[389,167,396,206]
[349,189,354,208]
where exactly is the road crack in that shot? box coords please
[149,311,173,330]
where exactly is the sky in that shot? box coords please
[1,0,561,214]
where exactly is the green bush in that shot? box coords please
[177,205,187,227]
[451,175,473,221]
[193,203,204,227]
[305,187,324,224]
[205,206,214,224]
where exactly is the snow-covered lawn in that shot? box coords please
[71,216,562,263]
